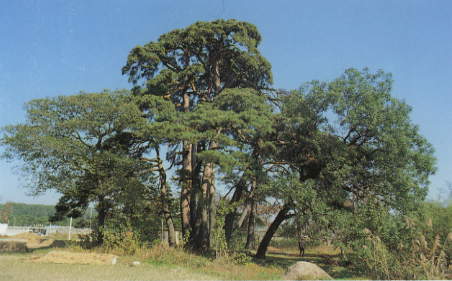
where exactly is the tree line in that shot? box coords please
[0,202,95,227]
[0,19,436,259]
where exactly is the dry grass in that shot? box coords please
[0,241,286,280]
[0,254,220,281]
[266,244,342,257]
[0,239,351,280]
[26,251,118,265]
[308,245,342,256]
[129,244,284,280]
[3,232,68,250]
[10,232,40,239]
[26,239,67,249]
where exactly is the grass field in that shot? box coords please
[0,234,360,280]
[0,253,223,281]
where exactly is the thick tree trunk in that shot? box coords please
[163,206,177,246]
[194,141,217,253]
[190,144,203,249]
[192,192,202,251]
[255,203,292,259]
[224,177,247,245]
[190,143,201,232]
[181,139,192,243]
[236,203,251,231]
[244,203,256,249]
[156,147,177,246]
[199,164,211,253]
[245,179,257,249]
[224,148,260,244]
[208,169,216,248]
[181,91,192,244]
[96,194,106,245]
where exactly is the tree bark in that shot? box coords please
[190,142,204,249]
[224,147,260,245]
[255,203,292,259]
[245,180,257,250]
[196,140,217,253]
[156,147,177,246]
[224,177,247,245]
[236,203,251,231]
[208,168,216,249]
[96,194,106,245]
[180,91,192,244]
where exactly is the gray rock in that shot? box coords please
[281,261,333,280]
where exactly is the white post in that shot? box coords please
[49,222,52,236]
[69,217,72,240]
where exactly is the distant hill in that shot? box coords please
[0,202,95,227]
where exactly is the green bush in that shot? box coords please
[269,237,299,250]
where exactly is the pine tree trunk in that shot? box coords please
[245,180,256,249]
[199,165,210,253]
[255,203,292,259]
[156,147,177,246]
[236,203,250,231]
[224,177,247,245]
[181,91,192,244]
[192,192,202,251]
[208,171,216,248]
[224,148,260,244]
[244,201,256,249]
[96,194,106,245]
[197,141,217,253]
[190,143,203,249]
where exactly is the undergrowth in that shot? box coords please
[346,228,452,279]
[71,240,283,280]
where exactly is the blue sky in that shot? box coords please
[0,0,451,205]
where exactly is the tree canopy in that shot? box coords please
[1,90,149,243]
[0,20,436,260]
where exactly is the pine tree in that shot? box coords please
[122,19,272,250]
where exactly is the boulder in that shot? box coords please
[281,261,333,280]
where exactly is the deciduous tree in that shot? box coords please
[255,68,436,258]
